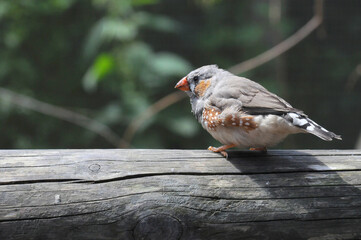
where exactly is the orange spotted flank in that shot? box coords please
[202,108,258,132]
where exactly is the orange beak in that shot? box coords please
[174,77,190,91]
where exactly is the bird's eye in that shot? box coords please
[193,76,199,82]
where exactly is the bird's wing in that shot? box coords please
[208,75,304,115]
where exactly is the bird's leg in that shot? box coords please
[208,144,236,157]
[249,147,267,152]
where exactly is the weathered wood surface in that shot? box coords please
[0,149,361,240]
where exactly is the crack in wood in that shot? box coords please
[0,208,111,223]
[78,169,361,184]
[0,179,83,185]
[1,169,360,186]
[195,216,361,225]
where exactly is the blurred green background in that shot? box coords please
[0,0,360,150]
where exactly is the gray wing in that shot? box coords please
[208,75,304,115]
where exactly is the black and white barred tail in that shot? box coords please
[285,113,342,141]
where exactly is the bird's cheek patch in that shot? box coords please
[195,80,211,97]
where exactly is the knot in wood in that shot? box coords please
[88,163,100,173]
[133,214,182,240]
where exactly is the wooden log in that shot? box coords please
[0,149,361,240]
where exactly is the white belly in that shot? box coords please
[204,115,302,148]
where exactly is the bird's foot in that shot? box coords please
[208,144,236,158]
[249,147,267,152]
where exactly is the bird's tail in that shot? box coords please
[285,113,342,141]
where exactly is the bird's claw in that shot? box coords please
[208,146,228,158]
[208,144,236,158]
[207,146,218,152]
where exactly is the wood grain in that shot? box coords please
[0,149,360,240]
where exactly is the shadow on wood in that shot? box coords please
[225,150,361,239]
[0,149,360,240]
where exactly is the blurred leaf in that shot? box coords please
[5,31,22,48]
[123,43,191,88]
[237,25,263,45]
[94,53,115,78]
[96,103,122,124]
[125,92,150,116]
[254,2,269,17]
[18,0,75,13]
[150,53,191,77]
[136,12,181,33]
[135,132,162,148]
[131,0,159,6]
[50,0,75,10]
[83,53,115,92]
[0,92,14,113]
[84,18,137,59]
[0,2,9,19]
[92,0,132,15]
[124,42,153,66]
[166,117,200,138]
[15,137,33,149]
[196,0,222,8]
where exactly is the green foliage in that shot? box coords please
[131,0,159,6]
[0,0,360,149]
[83,53,115,91]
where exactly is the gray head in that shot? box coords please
[175,64,228,98]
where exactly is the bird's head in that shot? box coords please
[175,64,220,98]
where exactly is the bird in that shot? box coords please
[174,64,341,157]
